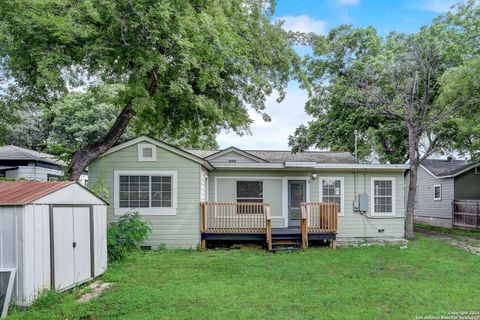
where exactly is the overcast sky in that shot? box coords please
[217,0,460,150]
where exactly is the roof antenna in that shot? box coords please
[354,129,358,164]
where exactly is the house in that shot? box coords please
[0,145,88,185]
[88,136,409,250]
[411,157,480,228]
[0,181,107,307]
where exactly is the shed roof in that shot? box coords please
[421,159,477,178]
[0,145,64,167]
[0,181,75,205]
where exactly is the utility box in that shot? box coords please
[353,194,368,212]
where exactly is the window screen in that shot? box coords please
[0,269,15,318]
[119,175,172,208]
[321,179,342,214]
[373,180,393,214]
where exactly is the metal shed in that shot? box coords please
[0,181,108,306]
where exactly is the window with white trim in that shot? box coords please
[320,177,344,215]
[119,175,172,208]
[115,171,177,215]
[137,143,156,161]
[433,184,442,200]
[236,181,263,214]
[372,178,395,215]
[236,181,263,203]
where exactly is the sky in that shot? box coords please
[216,0,460,150]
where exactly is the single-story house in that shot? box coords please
[410,157,480,228]
[88,136,408,249]
[0,145,88,185]
[0,181,107,307]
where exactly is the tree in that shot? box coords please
[0,0,301,180]
[288,25,409,164]
[290,23,466,239]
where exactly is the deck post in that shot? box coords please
[300,203,308,249]
[266,205,272,251]
[200,203,206,250]
[331,240,337,250]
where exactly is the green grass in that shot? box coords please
[415,223,480,239]
[9,236,480,320]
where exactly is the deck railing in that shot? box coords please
[301,202,338,249]
[200,202,272,250]
[200,202,271,232]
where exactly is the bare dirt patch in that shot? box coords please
[415,227,480,255]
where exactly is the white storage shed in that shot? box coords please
[0,181,108,306]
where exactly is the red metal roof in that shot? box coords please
[0,181,75,205]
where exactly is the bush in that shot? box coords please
[107,211,151,262]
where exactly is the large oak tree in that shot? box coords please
[0,0,301,180]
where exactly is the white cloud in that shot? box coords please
[276,15,327,34]
[417,0,457,13]
[336,0,360,5]
[217,83,312,150]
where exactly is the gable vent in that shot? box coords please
[138,143,156,161]
[228,159,237,163]
[142,147,153,158]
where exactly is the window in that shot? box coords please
[137,143,156,161]
[115,171,177,215]
[371,178,395,216]
[433,184,442,200]
[320,177,344,215]
[236,181,263,214]
[475,166,480,175]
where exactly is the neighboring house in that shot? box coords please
[410,157,480,228]
[89,136,408,249]
[0,145,88,185]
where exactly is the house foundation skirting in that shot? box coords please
[414,215,452,228]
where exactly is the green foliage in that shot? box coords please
[7,237,480,319]
[107,211,151,262]
[44,84,132,160]
[0,0,301,152]
[289,25,409,163]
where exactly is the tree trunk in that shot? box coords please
[405,159,419,239]
[405,123,419,240]
[67,101,134,181]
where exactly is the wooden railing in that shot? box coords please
[301,202,338,249]
[453,200,480,230]
[200,202,272,250]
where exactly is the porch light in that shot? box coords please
[312,173,317,180]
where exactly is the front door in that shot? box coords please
[288,180,306,227]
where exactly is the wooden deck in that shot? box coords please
[200,202,338,251]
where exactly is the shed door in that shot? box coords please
[52,206,92,291]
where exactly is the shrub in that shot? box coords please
[107,211,151,262]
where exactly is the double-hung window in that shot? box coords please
[371,178,395,216]
[320,177,344,215]
[115,171,177,215]
[236,181,263,214]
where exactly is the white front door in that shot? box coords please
[52,206,92,290]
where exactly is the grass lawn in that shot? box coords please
[9,235,480,320]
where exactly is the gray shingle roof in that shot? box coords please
[186,148,356,164]
[0,145,64,167]
[421,159,475,177]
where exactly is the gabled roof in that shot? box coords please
[186,148,356,164]
[99,136,214,170]
[420,159,478,178]
[204,147,268,163]
[0,145,64,167]
[0,181,75,205]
